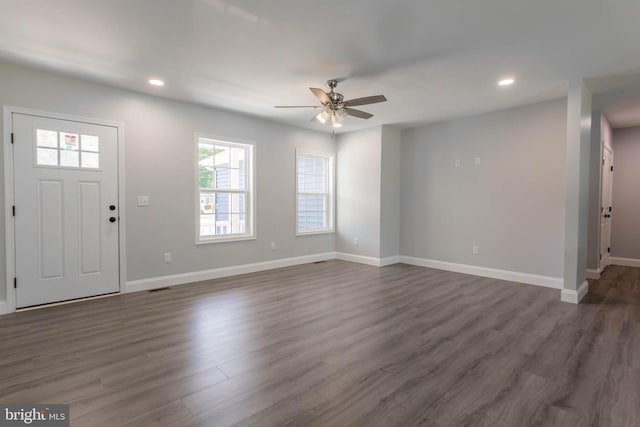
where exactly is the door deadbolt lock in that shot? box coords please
[109,217,117,223]
[109,205,116,211]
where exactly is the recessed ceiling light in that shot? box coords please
[498,78,515,86]
[148,79,165,87]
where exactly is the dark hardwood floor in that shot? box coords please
[0,260,638,426]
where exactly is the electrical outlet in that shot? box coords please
[138,196,149,207]
[474,157,481,166]
[270,242,276,250]
[164,252,172,263]
[353,237,359,246]
[455,159,461,168]
[472,246,479,255]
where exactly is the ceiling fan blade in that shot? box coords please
[310,88,332,105]
[274,105,322,108]
[344,107,373,119]
[343,95,387,107]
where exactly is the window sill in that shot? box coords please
[196,235,256,245]
[296,229,335,237]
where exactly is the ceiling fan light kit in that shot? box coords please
[275,79,387,127]
[315,106,332,124]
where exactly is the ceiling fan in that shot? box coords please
[275,79,387,127]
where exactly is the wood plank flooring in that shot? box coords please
[0,260,638,426]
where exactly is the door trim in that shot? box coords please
[2,106,126,314]
[598,144,613,272]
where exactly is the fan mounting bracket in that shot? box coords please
[326,80,344,106]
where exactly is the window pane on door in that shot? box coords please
[60,150,79,167]
[61,133,79,151]
[37,148,58,166]
[81,135,100,152]
[37,129,58,148]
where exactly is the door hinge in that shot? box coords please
[609,206,612,213]
[10,132,14,144]
[608,247,611,253]
[600,254,602,260]
[611,166,614,172]
[12,205,15,216]
[14,277,17,288]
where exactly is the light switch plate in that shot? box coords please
[138,196,149,207]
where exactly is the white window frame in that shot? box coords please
[195,134,255,244]
[296,149,335,236]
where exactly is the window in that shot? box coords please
[197,136,254,243]
[36,129,100,169]
[296,150,334,235]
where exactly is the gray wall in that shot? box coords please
[336,127,382,257]
[611,126,640,259]
[0,61,335,302]
[400,98,567,278]
[380,125,401,259]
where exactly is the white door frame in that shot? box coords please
[599,144,614,272]
[597,139,614,274]
[2,106,126,315]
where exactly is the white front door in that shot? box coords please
[600,145,613,270]
[12,113,119,308]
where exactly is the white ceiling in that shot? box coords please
[590,74,640,129]
[2,0,640,133]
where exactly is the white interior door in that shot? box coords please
[12,113,119,308]
[600,145,613,270]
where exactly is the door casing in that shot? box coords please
[599,145,614,272]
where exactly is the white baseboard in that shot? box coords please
[334,252,400,267]
[380,256,401,267]
[398,256,564,289]
[586,268,601,280]
[334,252,381,266]
[0,251,578,313]
[610,257,640,268]
[125,252,335,293]
[561,280,589,304]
